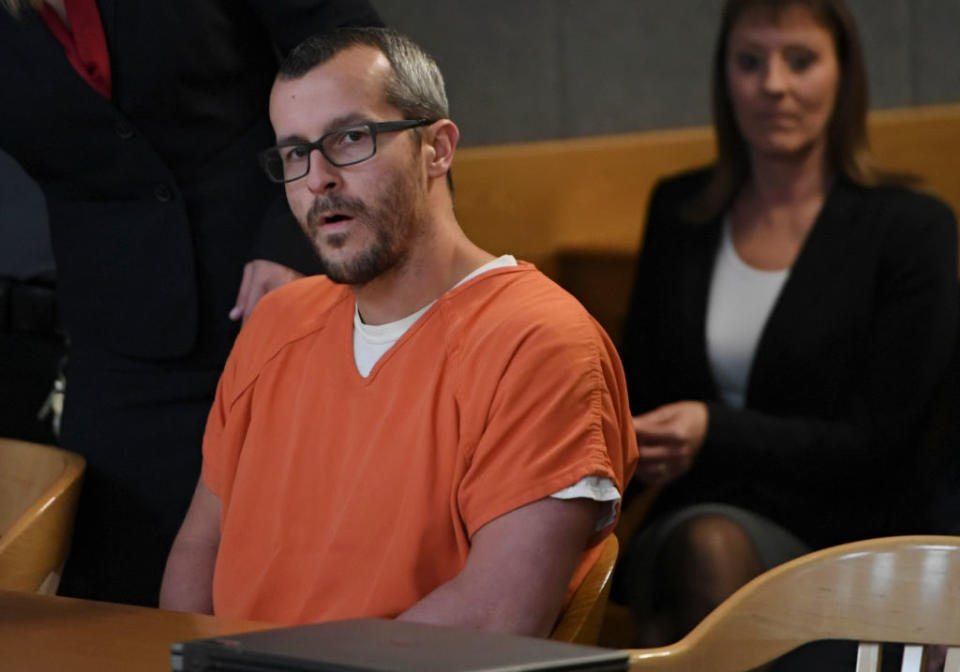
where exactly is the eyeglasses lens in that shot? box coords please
[322,126,375,167]
[263,124,378,182]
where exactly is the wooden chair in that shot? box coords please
[592,485,665,648]
[614,485,663,549]
[0,437,85,594]
[551,533,619,645]
[626,535,960,672]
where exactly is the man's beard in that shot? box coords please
[304,170,422,286]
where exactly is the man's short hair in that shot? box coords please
[278,27,449,125]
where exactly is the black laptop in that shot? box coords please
[170,618,630,672]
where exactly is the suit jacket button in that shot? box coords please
[114,120,135,139]
[154,184,173,202]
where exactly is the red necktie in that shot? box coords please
[38,0,112,99]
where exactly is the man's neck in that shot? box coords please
[353,216,495,326]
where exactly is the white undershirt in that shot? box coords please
[353,255,519,377]
[706,218,790,408]
[352,254,620,529]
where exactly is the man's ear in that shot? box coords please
[423,120,459,181]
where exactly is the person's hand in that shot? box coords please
[229,259,303,324]
[633,401,709,485]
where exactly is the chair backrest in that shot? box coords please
[0,438,85,594]
[551,533,619,645]
[614,485,663,548]
[626,536,960,672]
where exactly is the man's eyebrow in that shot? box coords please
[275,133,309,146]
[326,113,370,131]
[275,113,372,146]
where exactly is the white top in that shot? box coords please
[352,254,619,528]
[705,218,790,408]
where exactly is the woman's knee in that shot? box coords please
[663,513,763,577]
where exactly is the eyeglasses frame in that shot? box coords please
[259,118,435,184]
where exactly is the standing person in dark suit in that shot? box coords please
[616,0,958,656]
[0,0,382,607]
[0,149,64,446]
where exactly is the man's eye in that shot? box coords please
[335,129,369,146]
[284,146,310,161]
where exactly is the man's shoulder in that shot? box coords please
[446,263,608,353]
[251,274,347,320]
[455,262,588,313]
[229,275,349,376]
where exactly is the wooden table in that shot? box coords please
[0,590,273,671]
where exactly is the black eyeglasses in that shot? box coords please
[258,119,434,184]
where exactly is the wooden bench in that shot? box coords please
[453,103,960,343]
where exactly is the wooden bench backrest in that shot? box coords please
[453,103,960,339]
[454,124,714,274]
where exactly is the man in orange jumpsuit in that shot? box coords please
[160,27,637,635]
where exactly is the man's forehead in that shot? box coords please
[271,45,393,122]
[318,44,393,85]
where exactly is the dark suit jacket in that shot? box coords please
[0,0,381,359]
[621,168,959,548]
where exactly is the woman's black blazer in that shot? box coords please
[621,167,959,548]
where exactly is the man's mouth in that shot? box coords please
[319,213,354,227]
[307,196,365,233]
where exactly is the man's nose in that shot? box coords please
[305,148,341,193]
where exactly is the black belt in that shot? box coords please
[0,277,63,337]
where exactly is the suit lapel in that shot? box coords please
[13,5,117,110]
[682,216,724,399]
[745,180,861,404]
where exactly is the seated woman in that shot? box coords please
[617,0,958,649]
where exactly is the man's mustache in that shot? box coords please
[306,195,368,229]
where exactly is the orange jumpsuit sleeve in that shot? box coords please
[457,307,637,538]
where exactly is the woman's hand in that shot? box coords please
[633,401,709,485]
[229,259,303,324]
